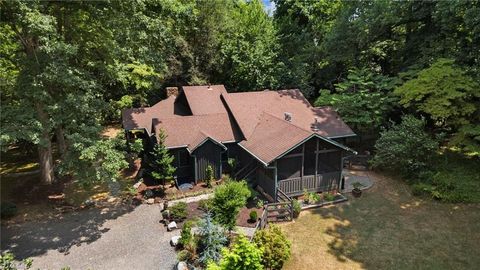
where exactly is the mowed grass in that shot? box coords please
[281,171,480,270]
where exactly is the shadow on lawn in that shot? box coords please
[306,172,480,270]
[0,204,136,259]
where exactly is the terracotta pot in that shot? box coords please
[352,188,362,198]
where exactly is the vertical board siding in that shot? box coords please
[257,167,275,199]
[193,140,222,181]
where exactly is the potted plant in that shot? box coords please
[352,182,363,197]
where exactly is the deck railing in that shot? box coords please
[278,172,340,196]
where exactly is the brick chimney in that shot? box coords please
[166,86,179,97]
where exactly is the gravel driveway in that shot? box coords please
[1,204,178,270]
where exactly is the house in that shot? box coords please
[122,85,356,201]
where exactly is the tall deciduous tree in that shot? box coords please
[395,59,480,153]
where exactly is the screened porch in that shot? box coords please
[276,137,343,196]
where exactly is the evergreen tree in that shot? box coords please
[198,213,227,265]
[145,130,175,185]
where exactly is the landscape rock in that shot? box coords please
[146,198,155,204]
[167,221,177,231]
[83,199,95,208]
[107,197,117,203]
[170,235,181,247]
[177,261,188,270]
[133,181,142,189]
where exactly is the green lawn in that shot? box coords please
[281,171,480,270]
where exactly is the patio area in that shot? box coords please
[342,169,373,193]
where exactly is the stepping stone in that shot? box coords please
[167,221,177,231]
[170,235,181,247]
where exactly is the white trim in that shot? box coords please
[275,133,357,161]
[188,137,227,153]
[166,145,189,150]
[221,140,237,144]
[237,143,269,167]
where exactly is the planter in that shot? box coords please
[352,188,362,198]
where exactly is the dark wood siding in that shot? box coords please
[193,140,223,181]
[257,166,276,201]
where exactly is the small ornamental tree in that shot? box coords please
[253,225,291,270]
[212,180,251,230]
[127,138,143,169]
[145,129,175,185]
[207,235,263,270]
[371,115,438,178]
[205,165,214,188]
[198,213,227,265]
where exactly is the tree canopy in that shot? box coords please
[1,0,479,185]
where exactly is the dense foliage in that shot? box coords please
[207,235,263,270]
[253,225,291,270]
[371,115,438,179]
[1,0,478,203]
[212,180,251,230]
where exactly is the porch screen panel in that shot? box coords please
[317,150,341,173]
[304,138,317,175]
[277,156,302,180]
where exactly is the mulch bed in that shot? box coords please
[236,206,263,228]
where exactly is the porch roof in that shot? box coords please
[238,112,356,166]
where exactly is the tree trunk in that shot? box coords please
[56,126,67,156]
[38,141,54,185]
[36,102,55,184]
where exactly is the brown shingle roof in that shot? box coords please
[239,113,311,164]
[122,85,355,163]
[153,113,242,151]
[182,85,228,115]
[222,89,355,139]
[122,95,177,131]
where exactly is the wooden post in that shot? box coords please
[315,138,319,185]
[301,143,305,190]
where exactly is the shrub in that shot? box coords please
[212,180,251,230]
[169,202,188,221]
[292,199,301,218]
[371,115,438,178]
[207,235,263,270]
[179,220,194,247]
[249,210,258,222]
[177,250,191,262]
[256,200,264,209]
[324,193,335,201]
[0,202,17,219]
[205,165,214,188]
[0,252,32,270]
[198,198,214,211]
[198,213,227,265]
[253,225,291,270]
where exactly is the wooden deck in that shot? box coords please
[278,171,341,196]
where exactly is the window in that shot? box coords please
[178,149,190,167]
